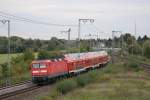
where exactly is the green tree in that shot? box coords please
[133,43,141,55]
[37,50,50,60]
[142,35,149,41]
[47,37,65,51]
[1,63,8,78]
[0,36,8,53]
[23,48,35,61]
[143,40,150,58]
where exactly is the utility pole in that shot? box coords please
[85,33,92,52]
[142,44,144,56]
[0,20,11,86]
[61,28,71,53]
[112,30,123,63]
[85,33,98,51]
[112,31,115,63]
[132,20,137,56]
[134,20,137,39]
[78,19,94,59]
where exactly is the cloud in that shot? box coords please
[0,0,150,39]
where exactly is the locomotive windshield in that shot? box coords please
[32,63,47,68]
[40,64,47,68]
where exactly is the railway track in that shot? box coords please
[139,63,150,72]
[124,57,150,71]
[0,81,38,99]
[0,80,32,90]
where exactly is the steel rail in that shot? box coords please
[0,80,32,90]
[123,57,150,71]
[0,81,38,99]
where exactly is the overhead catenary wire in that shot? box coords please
[0,11,77,27]
[93,25,104,33]
[0,23,6,29]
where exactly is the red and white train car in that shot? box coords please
[30,51,110,83]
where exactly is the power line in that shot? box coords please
[93,25,104,33]
[0,11,77,27]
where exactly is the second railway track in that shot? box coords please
[124,57,150,71]
[0,81,38,99]
[0,80,32,90]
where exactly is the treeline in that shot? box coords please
[0,34,150,58]
[111,33,150,58]
[0,36,109,54]
[0,36,67,53]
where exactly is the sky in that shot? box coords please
[0,0,150,40]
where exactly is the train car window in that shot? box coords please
[32,63,39,68]
[40,64,47,68]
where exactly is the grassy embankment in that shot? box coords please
[0,52,35,86]
[127,55,150,64]
[0,53,21,64]
[0,52,38,64]
[0,53,20,85]
[37,58,150,100]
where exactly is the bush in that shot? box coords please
[1,63,8,78]
[76,74,93,87]
[1,49,34,86]
[128,62,138,68]
[37,96,52,100]
[23,48,35,61]
[37,50,50,60]
[48,89,60,99]
[143,40,150,58]
[127,62,141,72]
[49,51,64,59]
[56,79,77,94]
[98,74,111,82]
[37,50,65,60]
[88,70,99,80]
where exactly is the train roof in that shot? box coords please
[31,51,108,63]
[31,60,51,63]
[31,58,65,63]
[65,51,108,62]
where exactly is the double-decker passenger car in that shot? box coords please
[30,51,110,83]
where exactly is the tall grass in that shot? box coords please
[124,61,143,72]
[56,79,77,94]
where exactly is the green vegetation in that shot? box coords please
[143,40,150,58]
[56,79,77,94]
[0,49,34,86]
[0,36,94,54]
[0,33,150,62]
[60,79,150,100]
[55,62,149,100]
[109,33,150,59]
[37,50,64,60]
[0,53,21,64]
[127,55,150,65]
[0,36,66,54]
[37,58,150,100]
[76,73,95,87]
[125,61,142,72]
[37,50,50,60]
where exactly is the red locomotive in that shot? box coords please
[30,51,110,83]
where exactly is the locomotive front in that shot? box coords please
[31,60,50,83]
